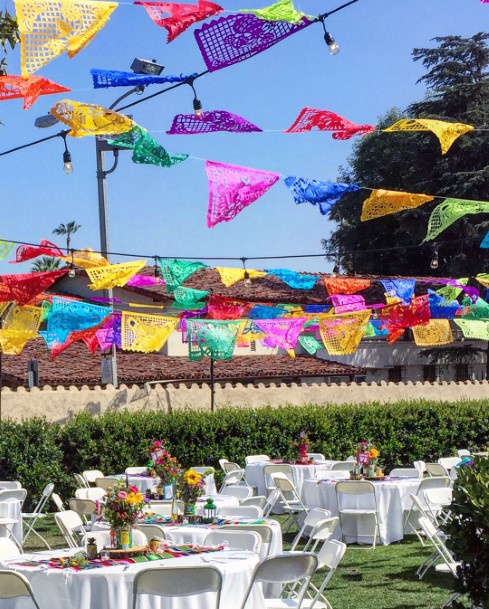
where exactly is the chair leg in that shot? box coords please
[24,526,51,550]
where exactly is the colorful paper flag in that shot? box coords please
[0,75,70,109]
[239,0,309,23]
[384,118,474,155]
[167,110,262,135]
[284,177,360,215]
[424,198,489,242]
[51,99,133,137]
[361,189,434,221]
[285,108,375,139]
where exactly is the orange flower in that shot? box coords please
[369,448,379,459]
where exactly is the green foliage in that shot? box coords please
[324,33,489,276]
[1,400,488,510]
[30,257,62,273]
[0,9,19,75]
[443,456,489,608]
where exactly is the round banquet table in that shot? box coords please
[301,477,421,545]
[109,474,217,496]
[0,548,263,609]
[0,498,23,544]
[245,461,337,497]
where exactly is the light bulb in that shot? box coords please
[63,150,73,174]
[430,257,439,270]
[193,97,203,117]
[323,31,340,55]
[244,271,251,286]
[68,268,76,278]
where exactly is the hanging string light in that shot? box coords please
[241,257,251,286]
[319,16,340,55]
[61,133,73,174]
[187,78,203,117]
[430,243,439,270]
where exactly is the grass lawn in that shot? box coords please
[22,513,455,609]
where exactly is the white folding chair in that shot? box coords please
[0,538,20,559]
[303,518,340,554]
[424,488,453,525]
[238,553,318,609]
[272,473,309,533]
[55,510,87,548]
[264,489,280,517]
[0,571,42,609]
[0,481,22,489]
[413,461,427,475]
[437,457,460,472]
[389,468,422,478]
[299,540,347,609]
[316,471,350,480]
[331,462,356,472]
[68,498,98,529]
[245,455,271,465]
[307,453,326,462]
[219,484,253,501]
[125,467,147,475]
[75,487,107,501]
[0,489,27,510]
[457,449,470,458]
[290,508,332,551]
[95,477,118,491]
[219,469,246,491]
[203,529,262,553]
[241,495,267,510]
[219,459,241,474]
[83,470,105,485]
[335,481,380,548]
[73,473,89,488]
[22,483,54,548]
[133,565,222,609]
[425,463,449,477]
[404,477,451,544]
[220,524,274,557]
[51,493,66,512]
[217,505,263,519]
[134,524,167,543]
[0,489,28,550]
[263,464,294,495]
[82,529,147,550]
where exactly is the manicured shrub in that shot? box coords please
[1,399,487,509]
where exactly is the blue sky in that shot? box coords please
[0,0,486,275]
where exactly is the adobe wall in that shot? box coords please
[1,380,489,424]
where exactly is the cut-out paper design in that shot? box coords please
[330,294,366,314]
[187,318,243,360]
[423,198,489,242]
[15,0,117,76]
[206,160,280,227]
[0,241,15,261]
[318,310,371,355]
[298,334,323,354]
[267,269,317,290]
[0,303,11,319]
[476,274,489,289]
[167,110,262,135]
[364,320,389,337]
[42,325,101,359]
[126,274,164,287]
[412,319,453,346]
[236,319,266,343]
[136,0,223,42]
[285,108,375,139]
[248,304,288,319]
[239,0,309,23]
[91,69,198,88]
[46,296,110,343]
[96,312,121,350]
[86,260,146,291]
[207,295,251,319]
[361,189,434,222]
[215,267,265,287]
[0,75,70,109]
[107,126,188,168]
[428,290,460,319]
[61,249,108,269]
[121,311,178,353]
[0,304,42,355]
[284,177,360,215]
[11,240,65,264]
[380,295,430,344]
[454,319,489,340]
[157,258,208,292]
[51,99,133,138]
[254,317,306,350]
[194,13,312,72]
[383,118,474,155]
[381,279,416,306]
[461,297,489,320]
[480,231,489,248]
[323,277,371,296]
[435,278,468,303]
[173,286,209,306]
[0,270,68,306]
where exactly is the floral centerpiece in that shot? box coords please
[292,431,310,463]
[178,469,205,515]
[99,480,146,548]
[355,441,381,478]
[148,439,183,487]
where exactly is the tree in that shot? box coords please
[323,33,489,277]
[52,221,82,253]
[0,9,19,75]
[30,257,62,273]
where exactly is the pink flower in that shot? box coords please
[153,440,161,448]
[118,491,127,499]
[130,485,139,493]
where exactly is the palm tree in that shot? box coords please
[52,221,81,254]
[31,257,62,272]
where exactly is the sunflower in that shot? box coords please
[184,469,202,486]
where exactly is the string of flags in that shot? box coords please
[1,238,489,360]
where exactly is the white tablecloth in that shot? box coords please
[1,548,263,609]
[110,475,217,496]
[245,461,335,497]
[301,478,421,545]
[0,499,23,544]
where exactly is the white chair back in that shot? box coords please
[203,530,262,553]
[74,473,89,488]
[83,470,105,485]
[304,517,340,553]
[335,481,380,548]
[316,471,350,480]
[0,571,42,608]
[217,505,263,519]
[263,464,294,489]
[81,529,147,550]
[307,453,326,462]
[240,496,267,510]
[55,510,86,548]
[437,457,460,471]
[220,470,245,491]
[0,482,22,490]
[389,468,422,478]
[95,477,118,490]
[413,460,427,474]
[51,493,65,511]
[331,461,356,472]
[135,524,166,542]
[426,463,449,477]
[263,489,280,517]
[289,507,333,551]
[190,466,215,475]
[0,538,20,559]
[0,489,27,509]
[219,485,252,500]
[125,467,147,475]
[306,540,347,609]
[68,498,98,516]
[133,565,222,609]
[457,449,470,458]
[75,487,107,501]
[219,460,241,474]
[219,524,273,555]
[245,455,270,465]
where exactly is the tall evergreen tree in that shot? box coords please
[323,33,489,277]
[0,10,19,75]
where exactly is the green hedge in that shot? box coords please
[1,399,488,509]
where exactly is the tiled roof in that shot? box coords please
[2,338,364,388]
